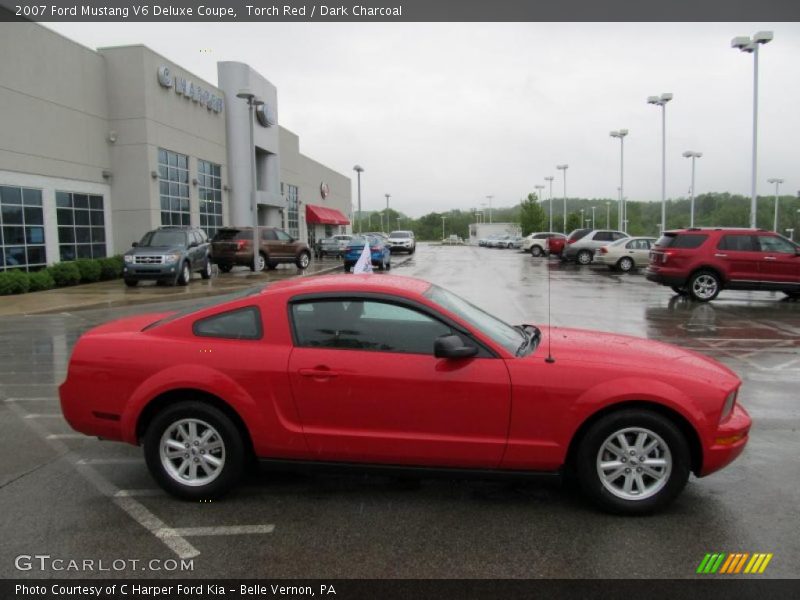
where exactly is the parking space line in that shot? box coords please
[77,458,141,465]
[24,414,64,419]
[166,525,275,537]
[46,433,85,439]
[3,397,56,402]
[116,489,164,497]
[114,495,200,559]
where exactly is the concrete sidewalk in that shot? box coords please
[0,259,347,317]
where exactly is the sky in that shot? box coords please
[45,22,800,218]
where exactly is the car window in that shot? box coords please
[291,299,453,355]
[611,232,628,241]
[262,229,278,241]
[758,235,796,254]
[718,234,757,252]
[197,230,208,243]
[192,307,262,340]
[568,229,591,242]
[275,230,292,241]
[594,231,613,242]
[656,233,708,248]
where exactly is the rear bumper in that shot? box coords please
[645,267,686,287]
[211,250,249,266]
[699,403,751,476]
[59,379,125,442]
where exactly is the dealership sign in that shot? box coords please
[157,65,224,113]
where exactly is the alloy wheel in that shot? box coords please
[159,418,226,487]
[596,427,672,501]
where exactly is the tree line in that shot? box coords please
[355,192,800,241]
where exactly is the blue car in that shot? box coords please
[343,235,392,272]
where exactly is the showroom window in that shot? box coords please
[1,185,46,271]
[198,160,223,237]
[56,192,107,261]
[285,184,299,238]
[158,148,190,226]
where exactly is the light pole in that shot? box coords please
[683,151,703,227]
[556,165,568,233]
[605,202,610,228]
[767,178,783,232]
[732,31,773,229]
[610,129,628,232]
[441,216,447,240]
[545,176,554,231]
[385,193,391,232]
[580,208,585,229]
[353,165,364,233]
[591,206,597,229]
[236,90,264,270]
[648,93,673,234]
[486,195,494,223]
[534,184,545,202]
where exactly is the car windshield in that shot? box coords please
[390,231,411,238]
[424,284,524,355]
[609,238,629,247]
[140,230,186,247]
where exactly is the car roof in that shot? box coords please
[666,227,766,234]
[264,274,432,297]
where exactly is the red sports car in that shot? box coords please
[59,275,750,514]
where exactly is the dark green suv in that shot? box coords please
[123,226,212,287]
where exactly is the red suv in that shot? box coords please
[646,228,800,302]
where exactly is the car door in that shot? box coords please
[261,228,281,261]
[189,231,203,268]
[274,229,295,259]
[286,297,512,468]
[629,238,653,266]
[716,234,761,286]
[756,234,800,289]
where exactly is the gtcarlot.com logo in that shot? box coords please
[697,552,773,574]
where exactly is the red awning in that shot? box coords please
[306,204,350,225]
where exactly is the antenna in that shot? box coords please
[545,247,555,363]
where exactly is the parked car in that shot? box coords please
[523,232,565,257]
[387,230,416,254]
[594,237,658,272]
[443,234,464,245]
[343,234,392,271]
[316,234,352,258]
[546,235,567,257]
[646,227,800,302]
[502,236,524,249]
[210,227,311,272]
[562,229,629,264]
[123,226,211,287]
[488,235,512,248]
[60,274,750,514]
[479,234,502,247]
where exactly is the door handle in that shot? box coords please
[763,256,777,260]
[714,253,728,258]
[299,368,339,379]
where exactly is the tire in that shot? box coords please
[296,251,311,269]
[670,286,688,296]
[218,264,233,274]
[617,257,634,272]
[531,246,544,257]
[176,261,191,286]
[577,250,593,265]
[143,401,246,501]
[200,259,212,280]
[251,252,267,272]
[410,247,416,255]
[124,278,138,287]
[688,270,721,302]
[385,258,391,271]
[784,291,800,300]
[343,263,352,273]
[575,409,690,515]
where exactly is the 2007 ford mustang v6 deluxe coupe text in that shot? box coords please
[60,274,750,514]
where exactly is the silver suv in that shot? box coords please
[123,226,211,286]
[387,230,416,254]
[562,229,629,265]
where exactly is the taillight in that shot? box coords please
[599,247,608,254]
[662,250,673,264]
[370,246,380,252]
[567,239,574,245]
[236,240,248,250]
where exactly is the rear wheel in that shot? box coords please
[577,250,593,265]
[143,401,245,500]
[617,257,634,272]
[200,259,212,280]
[688,270,721,302]
[251,252,267,272]
[531,246,544,257]
[576,409,690,514]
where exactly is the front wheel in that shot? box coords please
[576,409,690,515]
[124,278,138,287]
[688,271,721,302]
[251,253,267,272]
[531,246,544,257]
[176,261,191,286]
[577,250,593,265]
[296,251,311,269]
[143,401,246,500]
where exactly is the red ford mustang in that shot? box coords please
[59,274,750,514]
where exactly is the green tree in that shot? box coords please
[566,212,582,232]
[519,193,547,235]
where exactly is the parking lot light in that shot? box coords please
[683,151,703,227]
[441,215,447,240]
[609,129,628,231]
[353,165,364,233]
[486,195,494,223]
[605,201,610,228]
[767,178,783,232]
[545,176,555,231]
[556,165,569,233]
[648,94,673,234]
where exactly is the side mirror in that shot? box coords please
[434,334,478,359]
[131,242,138,247]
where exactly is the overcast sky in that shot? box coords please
[46,22,800,217]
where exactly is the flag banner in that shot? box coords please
[353,243,373,274]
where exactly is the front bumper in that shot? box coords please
[699,403,751,476]
[123,264,179,280]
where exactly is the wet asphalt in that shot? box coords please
[0,244,798,579]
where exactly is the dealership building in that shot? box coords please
[0,23,352,271]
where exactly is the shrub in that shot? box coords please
[75,258,102,283]
[28,269,55,292]
[0,270,30,295]
[48,262,81,287]
[99,256,124,280]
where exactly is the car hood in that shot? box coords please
[538,326,738,385]
[126,245,185,255]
